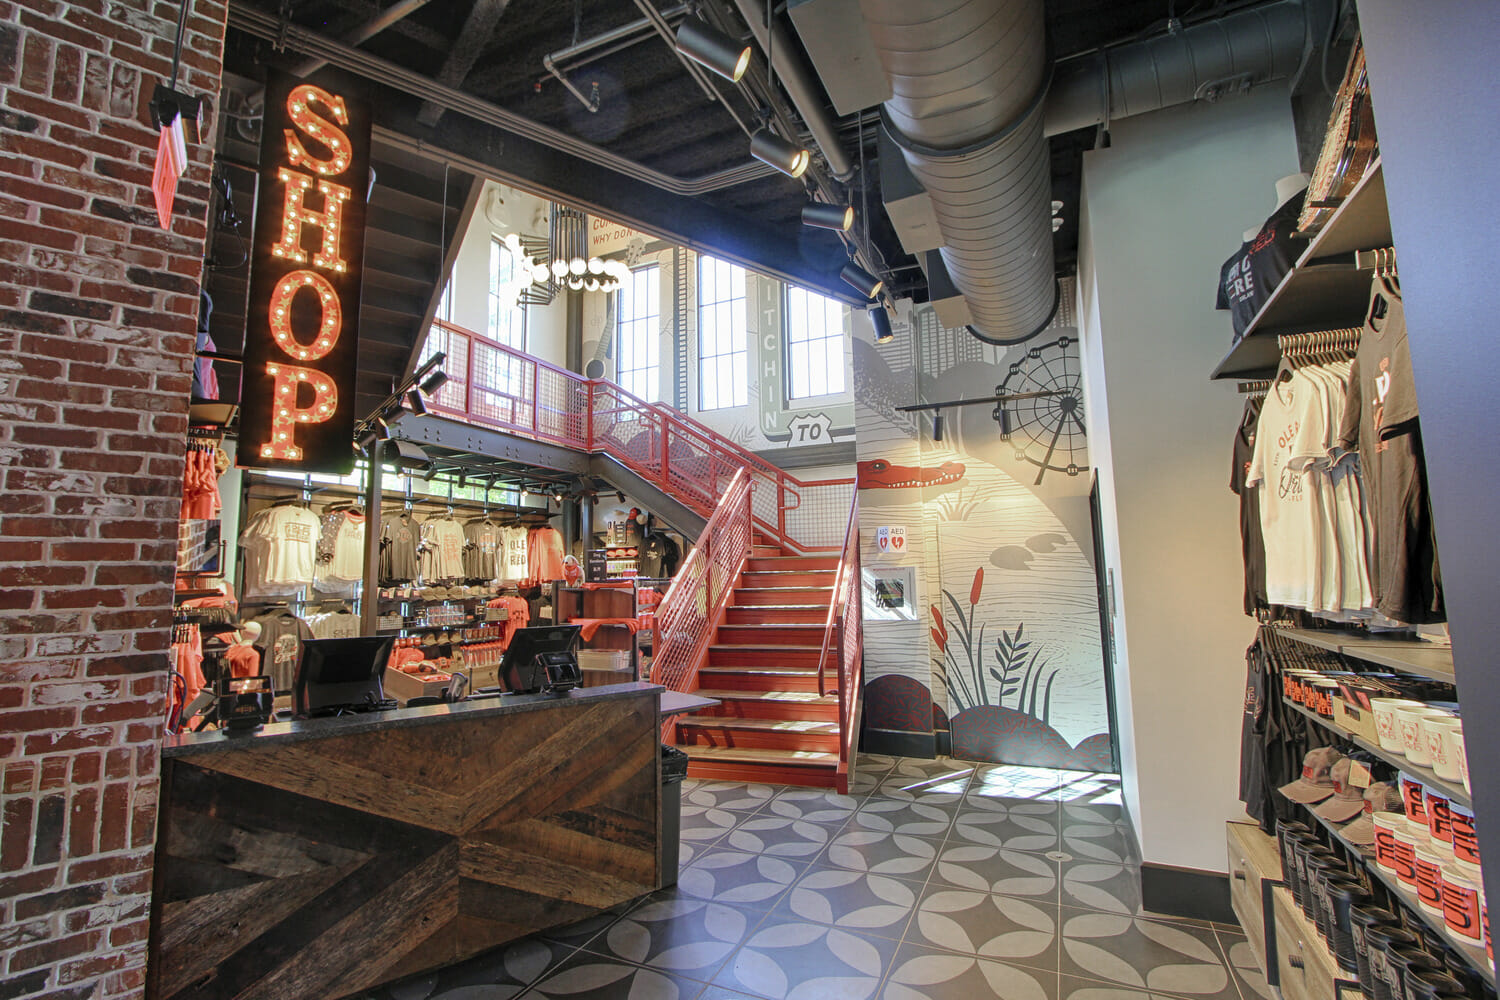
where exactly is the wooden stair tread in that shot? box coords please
[694,688,838,704]
[699,665,821,676]
[734,587,832,592]
[718,623,828,630]
[683,745,839,767]
[679,717,839,735]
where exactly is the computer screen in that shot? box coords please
[294,636,394,717]
[499,625,581,694]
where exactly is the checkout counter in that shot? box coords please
[147,681,674,1000]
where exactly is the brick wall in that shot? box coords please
[0,0,228,996]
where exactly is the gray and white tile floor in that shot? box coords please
[365,756,1270,1000]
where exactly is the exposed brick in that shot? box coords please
[0,797,33,871]
[10,929,104,972]
[14,882,104,921]
[31,793,66,865]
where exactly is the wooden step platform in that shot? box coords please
[691,688,840,721]
[683,744,840,788]
[732,587,834,607]
[677,716,840,753]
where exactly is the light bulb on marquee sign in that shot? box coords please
[237,76,371,474]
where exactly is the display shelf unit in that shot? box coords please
[1294,797,1494,984]
[1211,160,1390,380]
[1275,627,1456,683]
[554,582,646,684]
[1284,698,1470,808]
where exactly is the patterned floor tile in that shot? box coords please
[949,797,1060,852]
[1060,811,1139,866]
[724,816,836,860]
[679,850,808,909]
[872,773,969,807]
[887,757,980,783]
[713,922,898,1000]
[773,865,920,939]
[970,765,1099,800]
[696,989,762,1000]
[525,951,708,1000]
[421,936,578,998]
[1058,910,1236,999]
[1215,932,1273,1000]
[539,904,637,948]
[585,898,760,982]
[931,844,1059,898]
[766,787,861,827]
[1059,860,1143,915]
[905,886,1059,970]
[1059,974,1205,1000]
[685,782,778,814]
[846,799,955,839]
[822,830,941,880]
[880,943,1058,1000]
[681,802,743,846]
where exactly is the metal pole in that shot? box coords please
[360,444,384,635]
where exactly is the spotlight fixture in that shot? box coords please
[357,429,379,451]
[840,262,883,299]
[457,470,467,489]
[406,389,427,415]
[520,487,529,498]
[382,439,433,473]
[750,129,809,179]
[932,412,945,442]
[802,202,854,232]
[419,369,449,396]
[870,305,894,345]
[674,18,751,82]
[373,416,392,440]
[616,491,625,502]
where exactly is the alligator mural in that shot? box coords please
[857,459,965,490]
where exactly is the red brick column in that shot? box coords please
[0,0,228,996]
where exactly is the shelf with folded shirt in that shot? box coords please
[1211,160,1390,381]
[1275,627,1455,684]
[554,581,650,684]
[1291,796,1495,984]
[1283,698,1470,809]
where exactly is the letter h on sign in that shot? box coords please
[237,73,372,474]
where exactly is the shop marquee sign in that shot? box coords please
[237,73,371,474]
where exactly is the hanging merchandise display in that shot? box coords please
[463,516,502,582]
[420,515,469,582]
[499,523,530,584]
[251,608,316,693]
[1337,278,1444,625]
[527,522,566,585]
[240,503,321,596]
[1217,183,1311,342]
[380,510,423,584]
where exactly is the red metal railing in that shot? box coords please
[816,495,862,794]
[650,468,753,737]
[423,319,854,553]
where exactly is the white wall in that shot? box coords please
[446,181,569,368]
[1077,86,1299,872]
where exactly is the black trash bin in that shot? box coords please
[661,745,689,886]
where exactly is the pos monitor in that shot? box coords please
[293,636,395,717]
[499,625,583,695]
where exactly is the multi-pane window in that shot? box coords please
[617,265,661,401]
[488,238,526,350]
[697,254,747,410]
[785,285,847,399]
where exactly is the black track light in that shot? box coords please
[932,412,945,442]
[750,129,809,179]
[418,369,449,396]
[373,416,392,440]
[616,491,626,502]
[839,261,883,299]
[802,202,854,232]
[406,389,427,415]
[870,306,894,345]
[457,470,467,489]
[357,429,379,451]
[675,18,751,83]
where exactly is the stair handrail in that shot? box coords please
[815,492,858,700]
[837,497,862,792]
[423,319,854,552]
[649,467,753,701]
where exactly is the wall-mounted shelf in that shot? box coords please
[1285,699,1469,808]
[1294,797,1494,985]
[1275,627,1456,684]
[1211,160,1389,381]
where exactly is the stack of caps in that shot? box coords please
[1280,749,1404,845]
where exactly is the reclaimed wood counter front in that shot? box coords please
[148,683,663,1000]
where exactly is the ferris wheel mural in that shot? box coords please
[993,334,1087,485]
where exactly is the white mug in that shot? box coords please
[1371,698,1425,754]
[1425,717,1464,781]
[1397,704,1446,764]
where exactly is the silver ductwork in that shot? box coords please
[861,0,1311,343]
[1045,0,1313,136]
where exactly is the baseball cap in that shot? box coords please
[1280,747,1344,804]
[1314,758,1369,822]
[1342,782,1405,845]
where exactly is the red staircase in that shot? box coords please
[418,320,862,791]
[676,544,844,787]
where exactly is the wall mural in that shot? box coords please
[854,281,1115,771]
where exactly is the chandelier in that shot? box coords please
[501,206,630,298]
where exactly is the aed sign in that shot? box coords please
[237,73,370,474]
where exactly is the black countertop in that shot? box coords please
[163,681,663,758]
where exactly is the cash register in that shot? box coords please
[499,625,583,695]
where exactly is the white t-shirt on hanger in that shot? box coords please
[1247,371,1329,609]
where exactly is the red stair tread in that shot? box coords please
[679,717,839,735]
[693,688,838,704]
[682,745,839,767]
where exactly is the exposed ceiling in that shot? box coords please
[219,0,1275,313]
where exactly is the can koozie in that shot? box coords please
[1450,803,1481,872]
[1400,773,1429,831]
[1392,829,1422,886]
[1424,787,1454,846]
[1441,869,1483,944]
[1373,812,1403,873]
[1414,846,1445,913]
